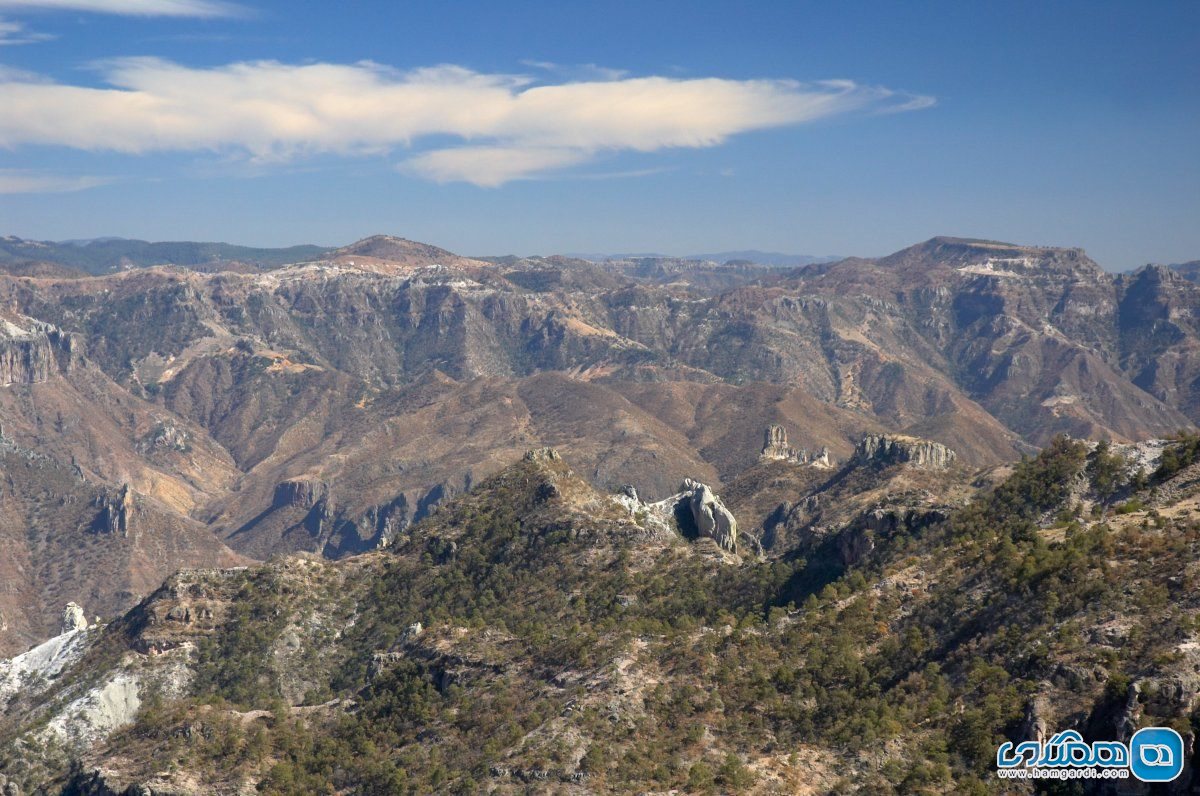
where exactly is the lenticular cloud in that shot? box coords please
[0,58,933,185]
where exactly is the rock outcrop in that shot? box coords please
[619,479,740,553]
[60,602,88,634]
[273,478,330,510]
[1019,692,1052,743]
[761,425,795,460]
[138,422,190,454]
[0,317,77,386]
[678,478,739,553]
[854,434,956,470]
[759,425,834,469]
[94,484,135,536]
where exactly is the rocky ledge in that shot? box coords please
[854,434,957,471]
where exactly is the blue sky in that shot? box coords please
[0,1,1196,268]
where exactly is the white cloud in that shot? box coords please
[0,170,111,193]
[0,16,54,43]
[402,146,591,187]
[0,58,934,185]
[0,0,242,16]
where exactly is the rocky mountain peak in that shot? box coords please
[1129,262,1184,285]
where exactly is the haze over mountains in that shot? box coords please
[564,250,842,267]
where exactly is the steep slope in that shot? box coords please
[0,437,248,657]
[6,437,1200,793]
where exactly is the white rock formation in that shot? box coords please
[0,628,90,707]
[682,479,739,553]
[611,479,740,553]
[61,602,88,634]
[47,672,142,747]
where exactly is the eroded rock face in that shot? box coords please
[94,485,135,537]
[761,425,793,460]
[1020,692,1052,743]
[61,602,88,634]
[855,434,957,470]
[0,318,78,386]
[273,478,330,510]
[759,425,835,469]
[679,478,738,553]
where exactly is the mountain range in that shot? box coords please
[5,431,1200,792]
[1,232,1199,657]
[2,230,1200,791]
[0,236,332,276]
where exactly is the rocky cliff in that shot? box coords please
[854,433,957,470]
[0,316,77,386]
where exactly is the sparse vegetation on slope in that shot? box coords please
[6,435,1200,794]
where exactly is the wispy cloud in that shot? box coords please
[0,16,54,43]
[0,58,934,185]
[401,146,590,187]
[0,169,112,193]
[572,166,671,181]
[0,0,243,17]
[519,59,629,82]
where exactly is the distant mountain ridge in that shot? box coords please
[1168,259,1200,283]
[0,235,332,275]
[0,235,837,273]
[566,249,840,266]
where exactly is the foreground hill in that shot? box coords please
[4,433,1200,793]
[2,233,1199,654]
